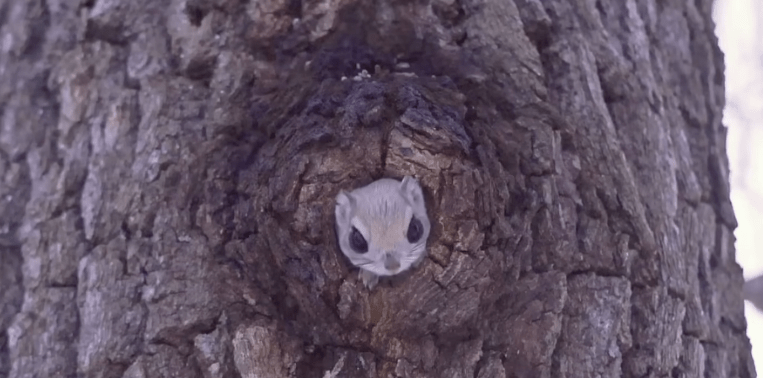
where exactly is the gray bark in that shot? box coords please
[0,0,754,377]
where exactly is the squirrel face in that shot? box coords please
[335,176,431,288]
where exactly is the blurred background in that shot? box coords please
[714,0,763,371]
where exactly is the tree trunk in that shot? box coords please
[0,0,754,377]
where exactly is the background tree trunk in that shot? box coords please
[0,0,754,377]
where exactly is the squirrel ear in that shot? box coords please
[335,190,354,225]
[400,176,424,208]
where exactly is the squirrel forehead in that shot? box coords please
[353,198,410,225]
[351,193,412,250]
[347,180,413,216]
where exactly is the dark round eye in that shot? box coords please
[407,216,423,243]
[349,227,368,253]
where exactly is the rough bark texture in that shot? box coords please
[0,0,754,377]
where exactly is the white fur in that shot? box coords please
[335,176,430,288]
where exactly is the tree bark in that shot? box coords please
[0,0,754,377]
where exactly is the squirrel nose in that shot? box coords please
[384,253,401,271]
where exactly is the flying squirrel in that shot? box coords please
[334,176,431,289]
